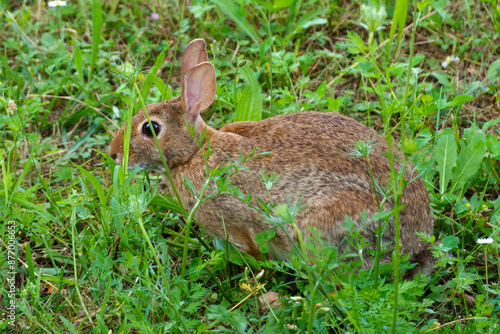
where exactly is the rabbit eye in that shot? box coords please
[142,121,160,137]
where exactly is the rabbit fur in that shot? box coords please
[109,39,434,270]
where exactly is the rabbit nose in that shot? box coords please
[111,153,123,165]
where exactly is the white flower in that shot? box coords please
[119,62,135,76]
[7,100,17,114]
[289,296,302,301]
[48,1,67,7]
[255,269,265,280]
[360,4,387,33]
[441,56,460,69]
[476,237,494,244]
[112,105,120,118]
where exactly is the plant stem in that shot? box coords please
[70,203,93,325]
[485,249,489,303]
[366,156,382,288]
[180,199,202,280]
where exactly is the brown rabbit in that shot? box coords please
[109,39,434,271]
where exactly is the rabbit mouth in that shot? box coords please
[127,162,166,172]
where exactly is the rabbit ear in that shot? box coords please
[182,62,216,123]
[181,39,209,81]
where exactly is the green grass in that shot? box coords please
[1,0,500,332]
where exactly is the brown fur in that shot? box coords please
[109,39,434,270]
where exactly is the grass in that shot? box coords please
[1,0,500,332]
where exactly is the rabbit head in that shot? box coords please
[109,39,216,171]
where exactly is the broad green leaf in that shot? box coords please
[482,118,500,130]
[299,18,327,29]
[151,75,169,97]
[411,53,426,66]
[491,142,500,158]
[441,235,459,251]
[12,195,56,220]
[429,0,450,19]
[327,96,343,112]
[259,243,270,253]
[59,315,79,334]
[486,59,500,81]
[274,0,295,9]
[96,314,110,333]
[25,243,36,282]
[463,81,482,96]
[417,0,430,11]
[450,140,486,196]
[214,238,261,270]
[152,48,170,72]
[432,73,452,89]
[234,64,262,122]
[449,94,474,107]
[463,124,486,150]
[255,229,276,243]
[212,0,260,44]
[291,9,327,35]
[436,131,457,194]
[416,129,432,148]
[316,82,327,98]
[370,210,393,222]
[40,276,76,285]
[90,0,103,81]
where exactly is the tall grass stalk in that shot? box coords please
[70,202,93,326]
[390,1,418,332]
[89,0,103,85]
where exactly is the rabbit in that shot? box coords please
[109,39,434,273]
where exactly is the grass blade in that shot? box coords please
[73,46,83,84]
[140,46,170,102]
[61,119,100,160]
[73,163,106,207]
[213,0,261,44]
[90,0,103,82]
[387,0,409,59]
